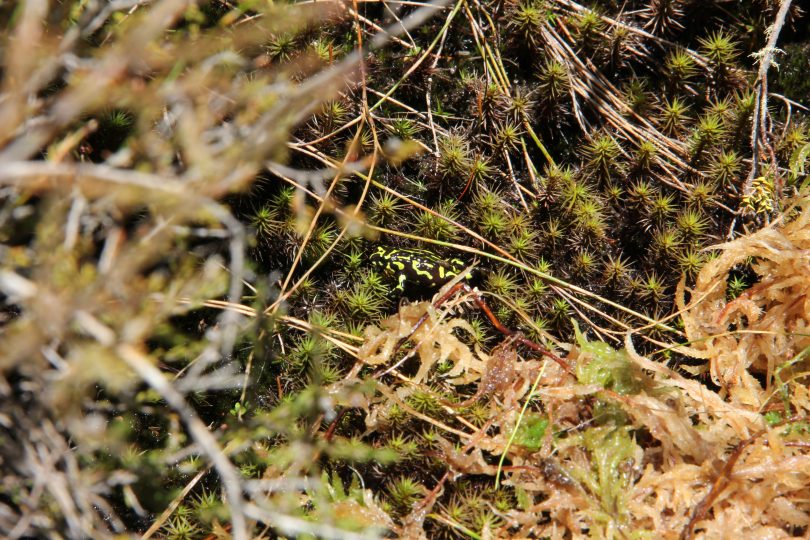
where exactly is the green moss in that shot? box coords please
[406,389,442,415]
[369,192,405,226]
[527,277,548,300]
[778,122,809,160]
[506,212,532,235]
[441,498,471,526]
[604,182,624,205]
[467,318,490,347]
[690,113,727,159]
[192,489,228,526]
[437,134,472,178]
[624,79,651,115]
[601,253,632,286]
[641,272,667,303]
[628,179,656,206]
[486,268,519,296]
[507,86,536,121]
[388,117,419,140]
[710,149,742,185]
[574,326,642,395]
[727,274,749,299]
[343,248,364,272]
[678,248,706,278]
[536,59,569,103]
[473,189,506,215]
[580,426,640,524]
[575,8,605,51]
[561,176,596,212]
[318,100,349,131]
[513,413,549,451]
[302,223,338,263]
[571,250,598,278]
[535,257,552,275]
[584,133,621,178]
[266,33,298,62]
[647,193,676,223]
[506,1,546,47]
[386,476,424,515]
[413,212,453,242]
[698,29,740,68]
[507,229,539,262]
[162,514,200,540]
[573,198,604,224]
[659,96,691,136]
[633,140,657,171]
[526,316,550,342]
[549,297,571,322]
[676,209,709,240]
[333,282,383,320]
[493,121,523,152]
[291,276,317,300]
[359,269,389,296]
[543,218,565,248]
[469,155,494,183]
[471,508,503,532]
[478,209,509,237]
[686,180,717,208]
[288,334,336,372]
[665,48,696,87]
[464,402,490,427]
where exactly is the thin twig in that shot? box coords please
[425,4,453,156]
[745,0,792,197]
[141,469,209,539]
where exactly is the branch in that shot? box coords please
[117,345,250,540]
[745,0,793,198]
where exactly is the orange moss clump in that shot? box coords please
[679,196,810,409]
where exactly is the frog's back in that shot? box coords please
[369,245,470,293]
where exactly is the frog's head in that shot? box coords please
[368,245,395,274]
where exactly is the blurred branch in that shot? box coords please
[0,1,452,538]
[117,344,249,540]
[0,160,246,357]
[745,0,792,197]
[243,503,384,540]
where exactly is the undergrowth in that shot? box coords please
[1,0,810,539]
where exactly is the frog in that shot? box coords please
[368,245,474,294]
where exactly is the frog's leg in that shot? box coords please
[397,273,407,291]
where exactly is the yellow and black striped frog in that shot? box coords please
[369,245,474,294]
